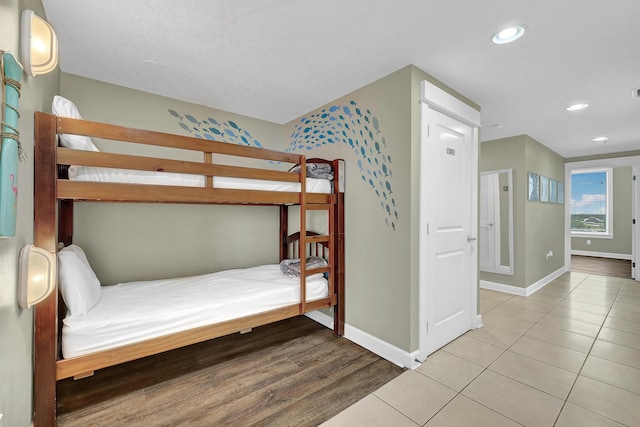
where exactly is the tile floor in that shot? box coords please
[322,272,640,426]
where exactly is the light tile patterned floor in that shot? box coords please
[322,272,640,426]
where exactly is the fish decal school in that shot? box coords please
[169,101,398,230]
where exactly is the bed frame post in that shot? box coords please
[333,160,345,337]
[59,200,73,246]
[298,157,307,315]
[279,205,288,261]
[334,190,345,337]
[33,112,59,427]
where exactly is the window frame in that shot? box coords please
[570,167,613,239]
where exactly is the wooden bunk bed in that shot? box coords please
[32,111,345,426]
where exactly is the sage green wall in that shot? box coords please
[524,135,565,286]
[61,74,286,285]
[284,66,414,350]
[0,2,60,426]
[480,135,565,289]
[282,65,479,352]
[480,136,526,287]
[571,167,632,256]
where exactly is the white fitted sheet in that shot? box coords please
[61,265,328,358]
[68,165,332,193]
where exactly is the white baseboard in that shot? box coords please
[480,280,527,296]
[571,250,632,260]
[480,266,567,297]
[305,310,419,370]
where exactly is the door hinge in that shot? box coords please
[633,175,637,181]
[633,219,636,225]
[426,322,429,333]
[427,223,429,235]
[633,262,636,268]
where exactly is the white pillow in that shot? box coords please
[58,245,102,316]
[52,95,100,152]
[62,244,93,268]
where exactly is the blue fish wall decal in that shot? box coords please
[168,100,398,230]
[286,101,397,231]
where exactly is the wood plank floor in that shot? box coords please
[56,316,404,426]
[571,255,632,278]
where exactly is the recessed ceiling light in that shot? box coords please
[492,26,526,44]
[591,136,609,143]
[566,103,589,111]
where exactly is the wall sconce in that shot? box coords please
[20,9,58,77]
[18,245,56,309]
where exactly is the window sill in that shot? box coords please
[571,233,614,240]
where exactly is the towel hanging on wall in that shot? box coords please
[0,51,23,238]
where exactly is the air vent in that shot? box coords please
[633,88,640,99]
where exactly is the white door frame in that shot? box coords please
[418,81,482,362]
[564,155,640,281]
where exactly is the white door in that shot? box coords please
[418,81,480,360]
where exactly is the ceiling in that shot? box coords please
[42,0,640,158]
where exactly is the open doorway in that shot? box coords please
[564,156,640,281]
[571,255,632,278]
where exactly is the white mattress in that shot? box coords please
[68,165,332,193]
[61,264,328,358]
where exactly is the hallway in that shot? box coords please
[571,255,632,279]
[324,272,640,426]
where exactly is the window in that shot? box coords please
[570,168,613,237]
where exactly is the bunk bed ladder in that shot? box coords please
[301,203,335,314]
[297,158,343,336]
[309,203,334,298]
[299,159,308,314]
[298,158,337,314]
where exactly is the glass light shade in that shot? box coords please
[492,26,525,44]
[566,103,589,111]
[21,10,58,77]
[18,245,56,309]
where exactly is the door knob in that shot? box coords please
[467,235,477,242]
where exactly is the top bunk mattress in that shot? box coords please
[68,165,333,193]
[61,264,328,359]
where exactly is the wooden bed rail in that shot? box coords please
[56,148,301,182]
[284,231,330,258]
[56,181,333,205]
[53,113,301,163]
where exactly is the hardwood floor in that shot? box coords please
[571,255,632,278]
[56,316,404,426]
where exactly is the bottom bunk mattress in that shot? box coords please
[62,265,328,359]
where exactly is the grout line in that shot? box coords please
[369,394,421,426]
[418,350,524,426]
[370,271,638,426]
[475,272,637,426]
[551,273,627,426]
